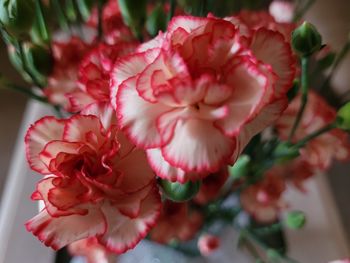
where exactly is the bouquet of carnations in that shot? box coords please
[1,0,350,262]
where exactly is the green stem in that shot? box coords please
[288,57,309,143]
[294,122,337,148]
[168,0,176,22]
[97,0,104,40]
[200,0,208,17]
[1,80,48,103]
[239,235,265,262]
[293,0,316,22]
[35,0,50,43]
[320,40,350,91]
[16,40,44,88]
[51,0,71,31]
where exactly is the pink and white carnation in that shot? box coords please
[276,91,350,170]
[111,15,296,183]
[68,42,137,114]
[241,172,287,223]
[25,114,161,253]
[44,37,92,110]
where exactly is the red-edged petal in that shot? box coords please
[25,206,106,250]
[25,117,66,174]
[34,177,88,217]
[81,102,117,130]
[63,115,105,149]
[167,16,209,34]
[161,119,236,174]
[116,77,171,149]
[98,187,161,254]
[146,149,202,183]
[215,58,268,136]
[110,50,159,109]
[250,28,296,97]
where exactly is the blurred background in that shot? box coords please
[0,0,349,259]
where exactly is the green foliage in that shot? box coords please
[146,3,167,37]
[0,0,36,37]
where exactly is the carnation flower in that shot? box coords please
[25,114,161,253]
[276,91,350,170]
[269,158,315,192]
[44,37,92,110]
[149,201,203,244]
[111,15,296,182]
[240,173,286,223]
[197,234,220,256]
[194,167,229,205]
[68,237,117,263]
[87,0,134,45]
[233,10,296,42]
[68,42,137,113]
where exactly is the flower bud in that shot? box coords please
[273,142,300,163]
[285,211,306,229]
[146,3,166,37]
[118,0,147,38]
[23,42,53,76]
[337,102,350,131]
[160,179,200,202]
[0,0,36,37]
[229,155,250,179]
[292,22,322,57]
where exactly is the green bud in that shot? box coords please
[229,155,251,179]
[160,179,200,202]
[285,211,306,230]
[292,22,322,57]
[0,0,36,37]
[337,102,350,131]
[23,42,53,76]
[118,0,147,39]
[273,142,300,164]
[146,3,167,37]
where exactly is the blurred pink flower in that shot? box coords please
[198,234,220,256]
[149,201,203,244]
[241,173,287,223]
[269,1,295,23]
[276,91,350,170]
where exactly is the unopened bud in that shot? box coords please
[285,211,306,230]
[292,22,322,57]
[160,179,200,202]
[337,102,350,131]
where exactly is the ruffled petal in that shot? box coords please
[25,117,65,174]
[25,206,106,250]
[98,188,161,253]
[161,119,236,173]
[116,77,171,149]
[250,28,296,97]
